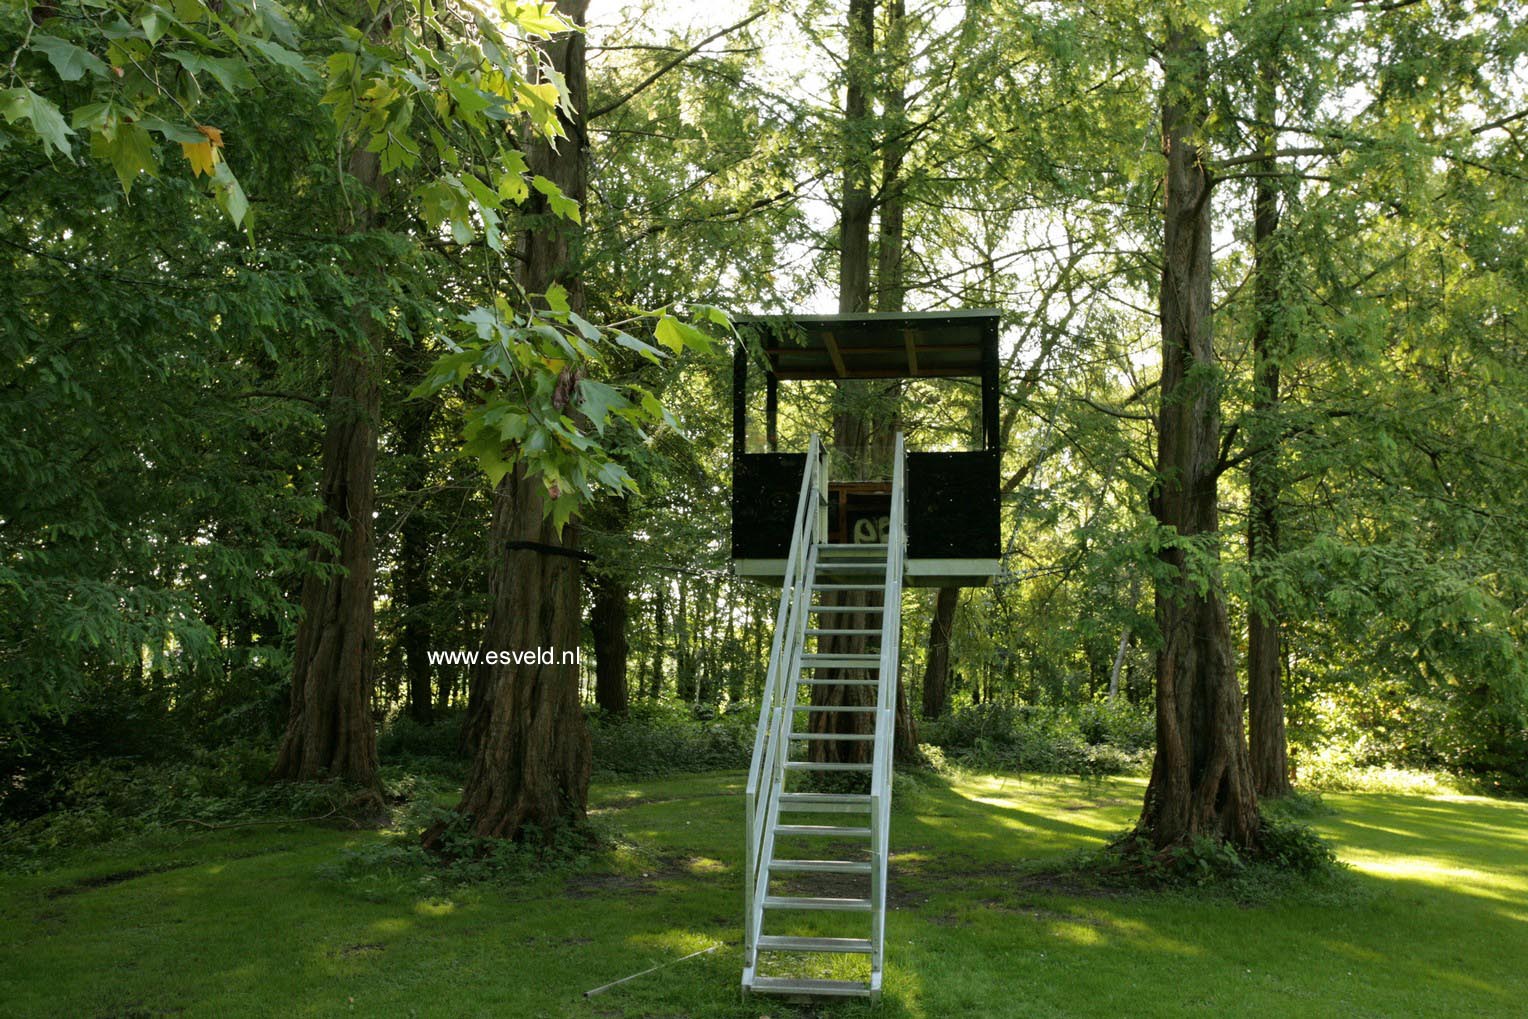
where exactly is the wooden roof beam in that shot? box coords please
[903,329,919,377]
[822,330,849,378]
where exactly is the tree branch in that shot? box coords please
[587,10,766,122]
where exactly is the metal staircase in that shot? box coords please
[742,433,905,1004]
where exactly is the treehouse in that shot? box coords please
[730,309,1002,588]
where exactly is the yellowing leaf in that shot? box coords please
[181,140,217,176]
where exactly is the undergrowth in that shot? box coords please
[1065,813,1355,906]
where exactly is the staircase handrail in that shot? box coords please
[744,433,825,958]
[868,432,905,977]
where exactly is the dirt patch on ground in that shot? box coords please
[588,791,739,814]
[46,862,191,899]
[337,942,384,957]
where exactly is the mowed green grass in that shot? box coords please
[2,770,1525,1018]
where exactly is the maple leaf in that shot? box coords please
[180,125,224,178]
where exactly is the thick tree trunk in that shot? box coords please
[1136,23,1260,852]
[272,139,386,798]
[435,2,592,842]
[590,570,630,716]
[1247,55,1292,799]
[448,469,591,838]
[922,586,958,717]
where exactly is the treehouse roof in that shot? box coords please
[733,309,1000,380]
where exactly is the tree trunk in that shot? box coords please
[590,570,630,716]
[878,0,920,766]
[1136,22,1260,852]
[650,583,666,699]
[1107,578,1140,702]
[434,2,592,842]
[809,0,880,768]
[922,586,958,717]
[398,379,435,725]
[271,137,386,799]
[1247,52,1292,799]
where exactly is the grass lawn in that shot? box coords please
[2,770,1525,1018]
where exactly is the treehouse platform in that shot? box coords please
[730,309,1002,587]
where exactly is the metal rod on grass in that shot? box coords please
[583,944,720,998]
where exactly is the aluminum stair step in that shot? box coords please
[777,793,871,813]
[768,858,872,874]
[789,731,874,741]
[779,792,872,805]
[785,760,872,772]
[800,653,880,665]
[797,677,878,686]
[763,895,873,912]
[773,823,872,837]
[788,704,876,712]
[756,935,874,955]
[812,583,886,591]
[806,629,882,636]
[818,543,887,550]
[814,562,887,571]
[809,605,884,614]
[749,976,872,998]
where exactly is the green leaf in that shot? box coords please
[654,315,713,354]
[574,379,630,436]
[137,115,205,144]
[212,161,248,226]
[545,282,570,315]
[32,35,108,82]
[507,2,576,38]
[612,330,663,364]
[0,87,74,158]
[532,174,581,222]
[166,52,258,92]
[249,39,316,80]
[140,8,167,45]
[100,121,157,194]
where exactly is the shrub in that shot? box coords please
[588,702,757,777]
[921,701,1153,777]
[377,709,469,762]
[0,741,364,868]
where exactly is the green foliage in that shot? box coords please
[587,702,757,778]
[921,701,1154,777]
[1097,815,1345,903]
[0,741,361,869]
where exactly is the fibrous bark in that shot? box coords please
[922,586,958,718]
[1247,51,1293,799]
[272,126,388,799]
[1136,22,1259,851]
[591,569,630,716]
[434,2,593,842]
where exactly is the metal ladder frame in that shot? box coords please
[742,433,905,1003]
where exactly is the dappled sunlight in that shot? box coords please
[366,917,411,936]
[1344,856,1528,901]
[1045,919,1107,947]
[414,899,455,917]
[626,928,724,955]
[683,856,727,875]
